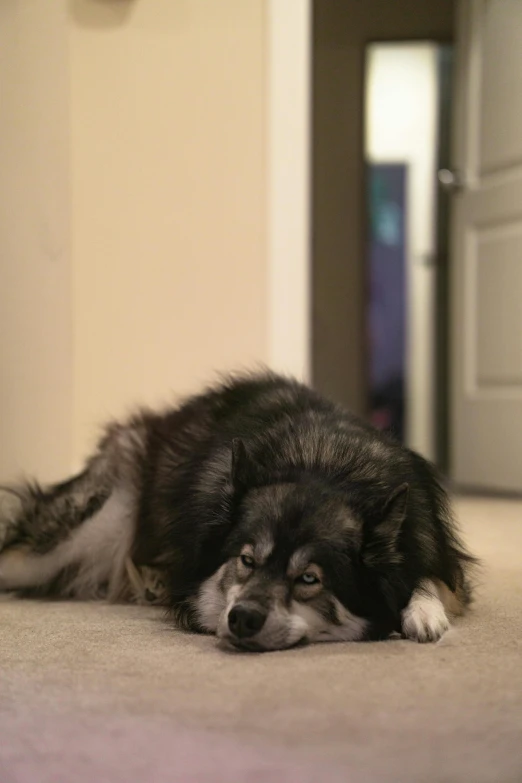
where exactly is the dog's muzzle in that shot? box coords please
[228,602,267,640]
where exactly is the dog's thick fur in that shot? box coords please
[0,373,475,650]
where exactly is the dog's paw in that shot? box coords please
[0,522,8,551]
[401,586,450,643]
[0,517,14,553]
[0,490,23,553]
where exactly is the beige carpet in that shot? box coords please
[1,497,521,782]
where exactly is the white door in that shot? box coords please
[450,0,522,492]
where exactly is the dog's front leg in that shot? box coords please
[401,579,450,642]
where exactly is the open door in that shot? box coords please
[450,0,522,492]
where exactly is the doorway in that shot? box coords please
[363,42,453,464]
[311,0,456,469]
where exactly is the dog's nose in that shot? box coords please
[228,604,267,639]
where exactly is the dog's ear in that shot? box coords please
[231,438,251,491]
[379,482,409,545]
[362,483,408,566]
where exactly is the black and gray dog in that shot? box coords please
[0,373,475,651]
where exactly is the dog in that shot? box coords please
[0,372,475,651]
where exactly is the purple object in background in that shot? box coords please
[366,163,407,441]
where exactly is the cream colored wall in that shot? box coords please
[1,1,269,479]
[69,0,268,464]
[0,2,73,483]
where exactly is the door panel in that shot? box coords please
[476,228,522,385]
[451,0,522,491]
[479,2,522,174]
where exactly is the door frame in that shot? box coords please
[434,45,455,472]
[267,0,312,382]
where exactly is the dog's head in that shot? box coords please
[195,442,409,651]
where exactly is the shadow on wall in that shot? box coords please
[67,2,239,33]
[68,0,139,28]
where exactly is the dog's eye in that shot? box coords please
[240,553,255,569]
[297,572,320,585]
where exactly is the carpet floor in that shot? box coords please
[1,497,521,782]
